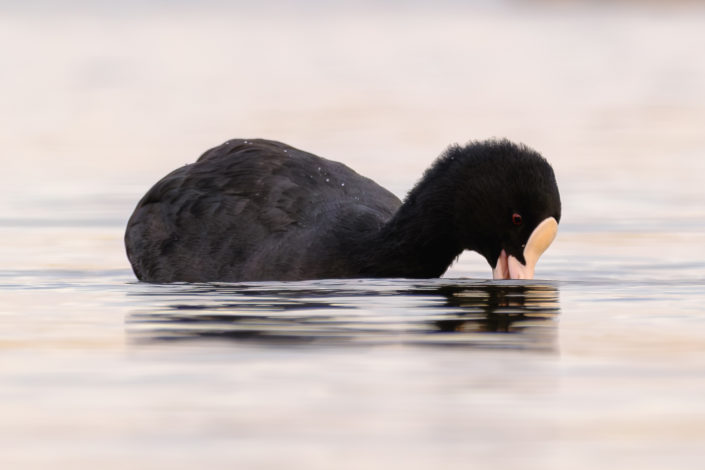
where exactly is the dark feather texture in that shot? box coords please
[125,138,561,282]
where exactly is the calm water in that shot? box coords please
[2,2,705,469]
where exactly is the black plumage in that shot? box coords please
[125,138,561,282]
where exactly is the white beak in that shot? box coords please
[492,217,558,280]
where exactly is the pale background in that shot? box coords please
[2,0,704,275]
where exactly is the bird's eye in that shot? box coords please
[512,213,522,225]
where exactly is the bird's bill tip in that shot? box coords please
[492,217,558,280]
[492,249,535,280]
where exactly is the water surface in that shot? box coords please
[2,226,704,469]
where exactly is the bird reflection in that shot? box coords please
[432,284,559,333]
[127,280,559,350]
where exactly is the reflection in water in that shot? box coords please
[127,281,560,350]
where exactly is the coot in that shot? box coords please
[125,138,561,282]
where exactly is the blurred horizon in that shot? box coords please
[2,0,704,272]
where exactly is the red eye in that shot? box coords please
[512,213,522,225]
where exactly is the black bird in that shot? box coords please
[125,138,561,283]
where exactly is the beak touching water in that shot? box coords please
[492,217,559,280]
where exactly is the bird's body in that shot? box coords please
[125,138,561,283]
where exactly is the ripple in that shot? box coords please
[127,280,560,350]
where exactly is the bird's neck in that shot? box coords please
[356,180,465,278]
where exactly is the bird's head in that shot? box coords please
[450,140,561,279]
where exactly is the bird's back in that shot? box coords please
[125,139,401,282]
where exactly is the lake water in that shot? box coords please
[2,2,705,469]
